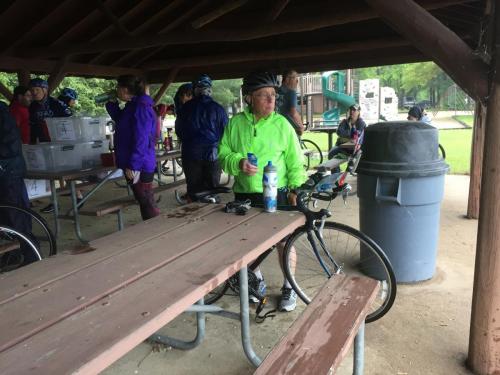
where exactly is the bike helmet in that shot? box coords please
[59,87,78,100]
[29,78,48,89]
[192,74,212,88]
[407,106,423,120]
[241,71,279,95]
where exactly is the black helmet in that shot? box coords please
[242,71,279,95]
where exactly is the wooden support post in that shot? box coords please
[0,81,13,101]
[153,68,179,104]
[48,59,68,95]
[17,70,30,86]
[468,2,500,372]
[468,76,500,375]
[467,102,486,219]
[365,0,488,103]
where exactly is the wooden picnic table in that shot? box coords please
[0,203,304,374]
[26,165,119,240]
[26,150,184,243]
[308,125,338,151]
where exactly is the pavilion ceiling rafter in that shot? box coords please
[16,0,476,59]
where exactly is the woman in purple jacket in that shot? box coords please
[106,75,160,220]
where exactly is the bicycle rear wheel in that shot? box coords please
[301,139,323,170]
[283,221,396,322]
[0,205,57,259]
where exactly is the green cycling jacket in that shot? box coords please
[219,108,307,193]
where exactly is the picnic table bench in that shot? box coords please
[255,275,379,375]
[0,203,305,374]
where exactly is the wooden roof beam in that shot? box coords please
[116,0,211,68]
[48,58,69,95]
[0,81,13,101]
[142,37,410,70]
[365,0,488,102]
[153,67,180,103]
[106,0,186,66]
[17,70,30,86]
[0,57,142,77]
[267,0,290,22]
[95,0,131,36]
[21,0,474,58]
[191,0,247,29]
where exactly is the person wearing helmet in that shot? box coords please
[29,78,73,213]
[28,78,72,144]
[105,75,160,220]
[175,74,228,202]
[327,103,366,172]
[408,105,433,125]
[58,88,78,109]
[276,69,305,135]
[218,70,307,312]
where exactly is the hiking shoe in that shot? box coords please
[249,278,267,304]
[279,287,297,312]
[40,203,54,213]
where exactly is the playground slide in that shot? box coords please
[321,71,355,124]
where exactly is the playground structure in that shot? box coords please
[358,79,399,123]
[320,71,355,125]
[299,72,398,126]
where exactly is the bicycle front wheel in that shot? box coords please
[283,221,396,323]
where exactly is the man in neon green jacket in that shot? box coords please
[219,71,307,312]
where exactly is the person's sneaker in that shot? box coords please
[40,203,54,213]
[279,287,297,312]
[249,278,267,303]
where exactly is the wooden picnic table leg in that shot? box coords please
[49,180,60,238]
[239,266,262,367]
[353,321,365,375]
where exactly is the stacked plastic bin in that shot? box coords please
[23,117,110,172]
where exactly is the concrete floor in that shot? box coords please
[36,173,477,374]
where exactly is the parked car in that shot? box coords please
[402,96,416,109]
[417,99,433,109]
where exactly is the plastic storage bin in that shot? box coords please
[46,117,107,142]
[357,121,449,283]
[23,143,81,171]
[77,140,110,169]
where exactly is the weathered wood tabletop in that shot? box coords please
[0,203,304,374]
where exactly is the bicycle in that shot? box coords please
[300,122,323,170]
[204,141,396,323]
[0,204,57,272]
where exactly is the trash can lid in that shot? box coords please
[357,121,449,177]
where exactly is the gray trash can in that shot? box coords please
[357,122,449,283]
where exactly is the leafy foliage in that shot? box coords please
[355,62,454,106]
[0,72,243,115]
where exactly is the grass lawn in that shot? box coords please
[302,128,472,175]
[453,115,474,127]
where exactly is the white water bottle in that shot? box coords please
[263,161,278,212]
